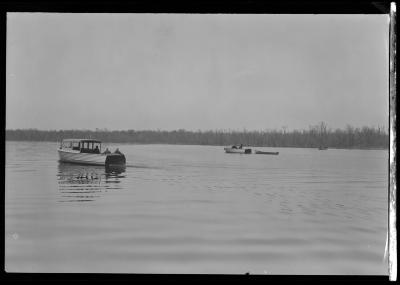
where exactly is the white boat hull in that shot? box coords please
[224,147,252,154]
[58,149,107,165]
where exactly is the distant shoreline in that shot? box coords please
[5,140,389,151]
[6,140,389,150]
[5,127,388,150]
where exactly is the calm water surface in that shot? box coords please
[5,141,388,274]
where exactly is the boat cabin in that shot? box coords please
[231,144,244,149]
[60,139,102,154]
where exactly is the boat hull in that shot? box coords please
[58,149,125,166]
[224,147,252,154]
[255,151,279,155]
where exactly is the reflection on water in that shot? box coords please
[57,162,126,202]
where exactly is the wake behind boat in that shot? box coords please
[58,139,126,167]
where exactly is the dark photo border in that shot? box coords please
[0,0,396,283]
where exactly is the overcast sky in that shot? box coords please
[6,13,389,131]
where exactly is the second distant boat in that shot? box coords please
[254,150,279,155]
[224,145,252,154]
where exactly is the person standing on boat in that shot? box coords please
[239,144,243,149]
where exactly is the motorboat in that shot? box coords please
[224,145,252,154]
[254,150,279,155]
[58,139,126,167]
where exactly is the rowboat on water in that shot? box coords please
[224,145,252,154]
[58,139,126,167]
[254,150,279,155]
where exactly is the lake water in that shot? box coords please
[5,141,388,275]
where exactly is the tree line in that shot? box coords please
[5,123,388,149]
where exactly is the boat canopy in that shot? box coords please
[60,139,102,153]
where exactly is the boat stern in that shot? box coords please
[105,153,126,167]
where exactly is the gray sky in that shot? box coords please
[6,13,389,131]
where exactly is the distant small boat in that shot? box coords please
[58,139,126,167]
[318,146,328,150]
[254,150,279,155]
[224,145,252,154]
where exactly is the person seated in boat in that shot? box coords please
[103,148,111,154]
[232,145,237,149]
[94,145,100,154]
[114,148,122,154]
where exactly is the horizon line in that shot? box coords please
[5,125,389,133]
